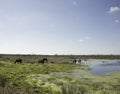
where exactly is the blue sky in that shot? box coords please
[0,0,120,55]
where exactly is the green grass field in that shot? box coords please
[0,54,120,94]
[0,61,81,94]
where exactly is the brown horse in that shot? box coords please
[38,58,48,64]
[14,58,22,64]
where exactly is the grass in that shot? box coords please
[0,61,81,94]
[1,54,120,64]
[0,55,120,94]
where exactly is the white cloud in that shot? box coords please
[108,6,120,13]
[78,39,84,42]
[73,1,77,6]
[114,19,120,23]
[78,36,91,43]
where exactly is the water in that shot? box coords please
[84,59,120,75]
[27,59,120,93]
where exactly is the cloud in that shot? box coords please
[114,19,120,23]
[73,1,77,6]
[78,39,84,42]
[108,6,120,13]
[78,36,91,43]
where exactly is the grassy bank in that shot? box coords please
[0,61,80,94]
[0,59,120,94]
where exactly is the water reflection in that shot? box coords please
[84,60,120,75]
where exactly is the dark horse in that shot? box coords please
[14,58,22,64]
[73,59,81,64]
[38,58,48,64]
[73,59,77,64]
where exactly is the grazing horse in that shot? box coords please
[73,59,77,64]
[78,59,81,63]
[73,59,81,64]
[14,58,22,64]
[38,58,48,64]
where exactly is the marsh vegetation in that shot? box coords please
[0,54,120,94]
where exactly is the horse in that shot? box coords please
[73,59,77,64]
[38,58,48,64]
[78,59,81,63]
[14,58,22,64]
[73,59,81,64]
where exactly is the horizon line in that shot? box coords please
[0,53,120,56]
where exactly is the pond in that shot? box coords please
[84,59,120,75]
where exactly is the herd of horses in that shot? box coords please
[14,58,81,64]
[14,58,48,64]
